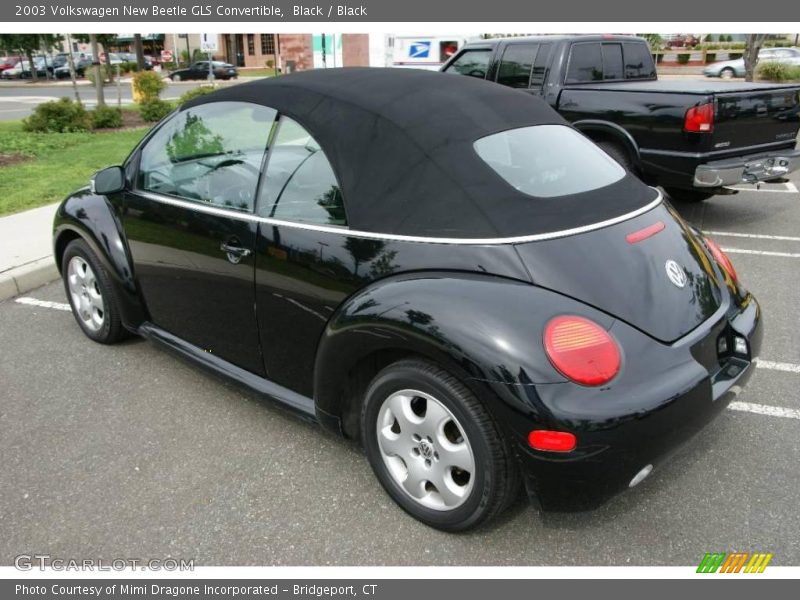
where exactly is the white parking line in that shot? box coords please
[14,297,71,311]
[704,230,800,243]
[722,247,800,258]
[757,359,800,374]
[729,401,800,420]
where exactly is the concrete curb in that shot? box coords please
[0,257,59,302]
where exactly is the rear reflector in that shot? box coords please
[528,430,577,452]
[543,316,621,386]
[704,236,738,283]
[626,221,665,244]
[684,102,714,133]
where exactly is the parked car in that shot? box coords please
[0,59,47,79]
[704,47,800,78]
[665,34,699,48]
[53,69,762,531]
[442,35,800,202]
[54,56,94,79]
[169,60,238,81]
[0,55,22,73]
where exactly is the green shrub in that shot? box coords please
[132,70,166,103]
[86,64,111,85]
[140,98,173,122]
[178,85,217,104]
[677,53,691,64]
[757,62,800,82]
[23,98,90,133]
[91,106,123,129]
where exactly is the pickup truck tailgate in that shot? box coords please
[712,85,800,151]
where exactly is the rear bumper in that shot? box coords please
[694,148,800,187]
[509,294,763,512]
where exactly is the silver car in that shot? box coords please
[704,47,800,78]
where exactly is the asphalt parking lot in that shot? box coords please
[1,177,799,566]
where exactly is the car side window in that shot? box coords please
[258,116,346,226]
[566,42,603,83]
[496,44,538,88]
[530,43,552,92]
[601,43,623,80]
[443,49,491,79]
[137,101,277,212]
[623,43,656,79]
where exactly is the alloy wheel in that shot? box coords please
[376,389,475,511]
[67,255,105,332]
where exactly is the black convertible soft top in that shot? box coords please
[187,68,658,238]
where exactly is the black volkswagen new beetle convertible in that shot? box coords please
[53,68,762,531]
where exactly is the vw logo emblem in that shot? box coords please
[665,260,687,288]
[418,439,434,459]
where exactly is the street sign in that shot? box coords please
[160,50,173,63]
[200,34,218,53]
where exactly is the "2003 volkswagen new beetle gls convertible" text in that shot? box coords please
[52,68,762,531]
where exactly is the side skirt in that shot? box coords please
[138,322,318,423]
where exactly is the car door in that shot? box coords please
[253,115,357,396]
[123,100,278,375]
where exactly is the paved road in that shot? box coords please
[0,80,243,121]
[1,179,799,566]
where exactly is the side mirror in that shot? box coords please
[91,165,125,195]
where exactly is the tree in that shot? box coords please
[133,34,146,70]
[89,34,105,108]
[65,33,81,104]
[743,34,767,82]
[0,34,61,82]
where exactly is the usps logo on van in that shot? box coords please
[409,41,431,59]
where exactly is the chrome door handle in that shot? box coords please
[220,242,252,263]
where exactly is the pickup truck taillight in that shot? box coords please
[684,102,714,133]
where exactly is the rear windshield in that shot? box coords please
[473,125,625,198]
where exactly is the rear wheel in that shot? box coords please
[720,67,735,79]
[361,359,519,531]
[596,140,633,172]
[664,187,715,203]
[62,239,128,344]
[172,73,181,82]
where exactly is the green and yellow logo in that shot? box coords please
[697,552,773,573]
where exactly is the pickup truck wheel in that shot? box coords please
[361,359,520,531]
[597,141,633,171]
[61,239,129,344]
[664,187,715,203]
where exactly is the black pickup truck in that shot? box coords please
[441,35,800,202]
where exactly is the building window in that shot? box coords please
[247,34,255,56]
[260,34,275,55]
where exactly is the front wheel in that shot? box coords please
[361,359,519,531]
[720,67,735,79]
[62,238,129,344]
[664,187,715,203]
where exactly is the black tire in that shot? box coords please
[664,187,715,203]
[61,238,129,344]
[720,67,735,79]
[361,359,520,532]
[596,140,633,171]
[171,73,181,82]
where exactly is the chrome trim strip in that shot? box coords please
[639,139,797,160]
[136,189,663,246]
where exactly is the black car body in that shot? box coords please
[52,69,762,530]
[442,35,800,202]
[54,57,93,79]
[170,60,238,81]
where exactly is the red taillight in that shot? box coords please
[704,236,738,283]
[543,316,621,386]
[528,430,577,452]
[684,102,714,133]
